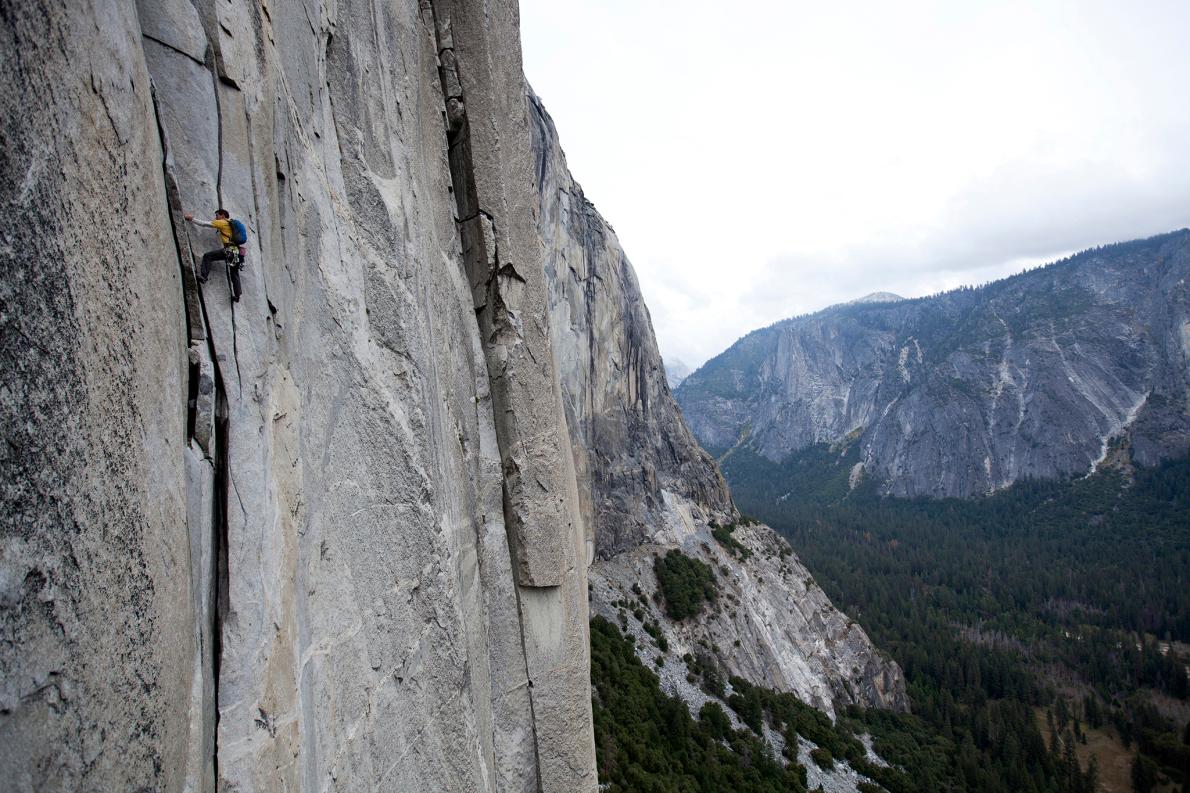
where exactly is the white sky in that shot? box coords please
[519,0,1190,369]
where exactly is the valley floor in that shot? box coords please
[717,445,1190,792]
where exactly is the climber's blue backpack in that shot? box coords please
[229,218,248,246]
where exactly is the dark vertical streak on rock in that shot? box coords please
[211,383,230,791]
[422,2,549,787]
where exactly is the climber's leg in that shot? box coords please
[200,248,228,284]
[229,262,242,302]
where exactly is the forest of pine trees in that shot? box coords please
[713,446,1190,791]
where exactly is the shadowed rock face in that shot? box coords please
[529,94,908,715]
[678,232,1190,498]
[2,1,594,790]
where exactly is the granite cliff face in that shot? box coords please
[678,232,1190,498]
[529,96,907,718]
[2,1,593,790]
[1,2,907,790]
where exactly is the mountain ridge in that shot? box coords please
[677,229,1190,498]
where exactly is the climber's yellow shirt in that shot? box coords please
[210,218,233,245]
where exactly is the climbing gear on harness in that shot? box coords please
[224,246,244,303]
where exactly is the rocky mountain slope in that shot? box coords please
[1,1,904,791]
[678,232,1190,497]
[530,95,907,719]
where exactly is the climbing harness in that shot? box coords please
[224,245,245,302]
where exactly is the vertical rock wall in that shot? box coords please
[1,0,594,791]
[0,2,192,788]
[427,2,596,786]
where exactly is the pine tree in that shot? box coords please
[1062,731,1078,791]
[1083,756,1099,793]
[1131,754,1157,793]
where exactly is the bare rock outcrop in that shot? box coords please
[589,514,909,718]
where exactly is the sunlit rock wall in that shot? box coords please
[0,1,595,790]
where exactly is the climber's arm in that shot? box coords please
[183,213,215,228]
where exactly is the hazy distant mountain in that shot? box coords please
[664,358,692,389]
[676,231,1190,498]
[849,291,904,305]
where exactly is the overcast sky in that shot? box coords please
[519,0,1190,369]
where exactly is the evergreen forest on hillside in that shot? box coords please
[710,443,1190,791]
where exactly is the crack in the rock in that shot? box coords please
[425,3,547,786]
[198,38,247,393]
[228,296,244,391]
[141,32,207,68]
[146,69,228,790]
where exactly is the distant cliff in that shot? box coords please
[677,231,1190,498]
[530,91,734,558]
[530,93,907,718]
[665,359,693,389]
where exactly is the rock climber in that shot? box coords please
[183,208,247,302]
